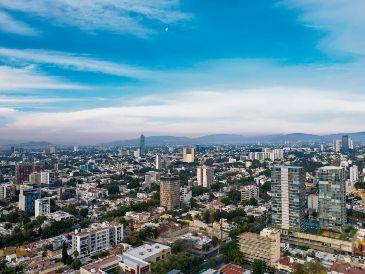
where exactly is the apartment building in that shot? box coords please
[197,166,214,188]
[240,185,259,201]
[35,197,51,217]
[71,222,123,258]
[238,228,280,267]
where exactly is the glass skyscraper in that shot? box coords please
[271,166,305,232]
[318,166,346,231]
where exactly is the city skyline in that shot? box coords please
[1,1,365,143]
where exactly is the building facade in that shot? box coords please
[238,228,280,266]
[240,185,259,202]
[271,166,305,231]
[35,197,51,217]
[71,222,123,258]
[196,166,214,188]
[15,163,33,184]
[318,166,346,231]
[18,186,40,215]
[160,176,180,211]
[182,147,195,163]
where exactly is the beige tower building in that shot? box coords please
[197,166,214,188]
[182,147,195,163]
[238,228,280,266]
[160,176,180,210]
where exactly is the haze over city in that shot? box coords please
[1,1,365,143]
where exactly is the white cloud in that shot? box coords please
[0,0,189,37]
[281,0,365,56]
[0,11,37,35]
[0,65,85,90]
[0,48,153,78]
[1,87,365,143]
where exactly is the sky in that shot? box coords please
[1,0,365,144]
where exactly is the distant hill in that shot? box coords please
[0,140,54,148]
[104,132,365,146]
[2,131,365,147]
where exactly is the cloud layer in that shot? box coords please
[0,0,189,37]
[1,88,365,144]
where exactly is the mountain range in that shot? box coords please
[103,132,365,146]
[1,132,365,147]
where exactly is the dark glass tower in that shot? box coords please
[139,133,145,155]
[341,135,349,154]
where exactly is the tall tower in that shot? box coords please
[160,176,180,211]
[341,135,349,154]
[271,166,305,231]
[139,133,145,155]
[318,166,346,231]
[182,147,195,163]
[197,166,214,188]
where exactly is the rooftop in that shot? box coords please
[125,243,170,260]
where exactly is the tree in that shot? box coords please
[171,239,187,254]
[71,258,81,270]
[248,197,258,206]
[61,242,69,264]
[191,186,209,197]
[220,242,244,264]
[252,259,266,274]
[293,261,326,274]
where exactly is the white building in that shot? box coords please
[29,171,57,185]
[240,185,259,201]
[197,166,214,188]
[350,165,359,183]
[71,222,123,258]
[123,243,171,263]
[180,186,192,205]
[35,197,51,217]
[307,194,319,212]
[155,154,170,170]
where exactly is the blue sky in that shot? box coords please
[1,0,365,144]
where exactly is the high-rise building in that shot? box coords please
[271,166,305,231]
[29,171,57,185]
[334,140,341,152]
[238,228,280,266]
[35,197,51,217]
[350,165,359,183]
[15,163,33,184]
[180,186,192,206]
[318,166,346,231]
[160,176,180,210]
[139,134,146,155]
[49,145,57,154]
[196,166,214,188]
[0,184,15,200]
[71,222,123,258]
[182,147,195,163]
[341,135,349,154]
[155,154,170,170]
[18,186,40,215]
[240,185,259,202]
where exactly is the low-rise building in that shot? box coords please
[240,185,259,201]
[124,243,171,263]
[238,228,280,266]
[80,256,120,274]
